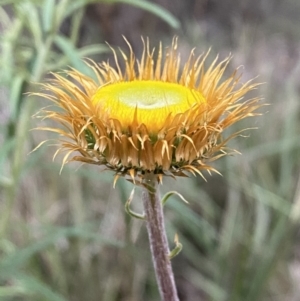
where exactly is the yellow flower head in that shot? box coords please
[35,37,261,184]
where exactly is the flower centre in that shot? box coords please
[92,80,205,132]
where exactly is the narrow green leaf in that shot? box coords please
[48,43,108,70]
[252,199,270,253]
[64,0,180,29]
[187,267,227,301]
[9,75,25,121]
[54,0,71,29]
[16,2,42,47]
[125,189,146,220]
[0,18,23,83]
[0,285,27,298]
[77,44,108,57]
[42,0,56,33]
[54,35,93,75]
[162,190,189,206]
[0,138,15,168]
[70,7,84,45]
[0,225,123,279]
[168,234,182,259]
[246,216,290,301]
[17,273,68,301]
[114,0,180,29]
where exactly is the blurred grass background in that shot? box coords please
[1,0,300,300]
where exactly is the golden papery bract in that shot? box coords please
[35,37,261,183]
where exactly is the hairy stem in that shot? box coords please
[142,173,179,301]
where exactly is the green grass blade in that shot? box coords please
[0,225,123,279]
[0,285,27,298]
[16,2,43,48]
[54,35,94,75]
[64,0,180,29]
[113,0,180,29]
[9,75,26,121]
[16,273,68,301]
[42,0,56,33]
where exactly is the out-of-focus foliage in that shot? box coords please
[1,0,300,300]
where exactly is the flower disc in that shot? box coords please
[92,80,205,132]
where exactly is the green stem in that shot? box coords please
[142,173,179,301]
